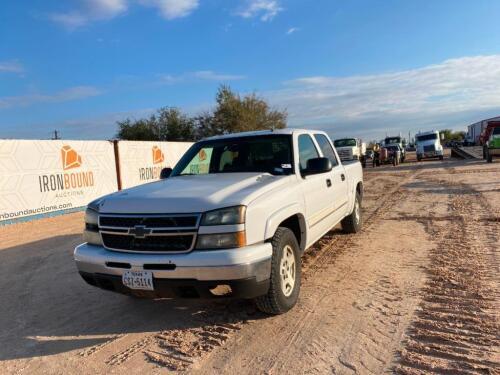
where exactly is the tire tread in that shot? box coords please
[255,227,300,314]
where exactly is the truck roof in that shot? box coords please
[416,130,439,136]
[203,128,325,141]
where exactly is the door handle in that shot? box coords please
[326,179,332,187]
[341,174,345,181]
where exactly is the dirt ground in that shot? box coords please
[1,154,499,374]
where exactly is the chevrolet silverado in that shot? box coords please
[74,129,363,314]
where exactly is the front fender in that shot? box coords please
[264,202,306,250]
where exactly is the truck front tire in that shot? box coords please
[255,227,301,315]
[341,192,362,234]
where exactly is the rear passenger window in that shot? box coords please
[314,134,338,167]
[298,134,319,171]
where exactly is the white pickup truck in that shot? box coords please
[75,129,364,314]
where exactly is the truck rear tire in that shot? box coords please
[254,227,301,315]
[341,192,362,234]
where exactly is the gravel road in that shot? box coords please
[1,155,498,374]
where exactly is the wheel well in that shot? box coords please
[277,214,306,252]
[356,182,363,203]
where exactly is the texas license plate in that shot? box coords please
[122,270,154,291]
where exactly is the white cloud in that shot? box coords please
[265,55,500,139]
[238,0,282,21]
[0,86,102,109]
[138,0,199,20]
[49,0,127,29]
[49,0,199,28]
[158,70,246,83]
[286,27,299,35]
[0,61,24,74]
[191,70,246,81]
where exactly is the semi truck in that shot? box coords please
[333,138,367,167]
[384,136,406,162]
[74,129,363,315]
[415,130,444,161]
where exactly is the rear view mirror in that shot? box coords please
[160,167,172,179]
[303,157,332,176]
[440,133,444,140]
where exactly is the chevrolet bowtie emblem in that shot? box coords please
[128,225,151,238]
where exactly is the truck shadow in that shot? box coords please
[0,234,264,361]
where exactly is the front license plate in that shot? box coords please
[122,270,154,291]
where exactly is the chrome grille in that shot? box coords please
[101,233,195,252]
[337,149,352,160]
[424,145,436,152]
[99,215,198,228]
[98,214,200,253]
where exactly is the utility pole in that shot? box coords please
[52,130,60,140]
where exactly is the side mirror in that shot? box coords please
[303,157,332,176]
[440,133,444,141]
[160,167,172,179]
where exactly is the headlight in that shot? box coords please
[83,208,102,246]
[84,208,98,229]
[200,206,246,226]
[196,232,246,250]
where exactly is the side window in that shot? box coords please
[314,134,339,167]
[298,134,319,171]
[181,147,213,175]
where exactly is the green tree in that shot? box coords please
[440,129,466,143]
[206,85,287,137]
[116,86,287,141]
[116,107,194,141]
[116,118,157,141]
[157,107,195,141]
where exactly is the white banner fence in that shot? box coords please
[0,140,193,224]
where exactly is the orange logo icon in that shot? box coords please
[61,145,82,170]
[199,149,207,161]
[152,146,164,164]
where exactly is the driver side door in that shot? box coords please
[297,134,335,242]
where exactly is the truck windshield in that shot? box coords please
[334,139,356,147]
[416,133,438,142]
[385,137,401,144]
[171,135,294,176]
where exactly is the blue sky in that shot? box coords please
[2,0,500,141]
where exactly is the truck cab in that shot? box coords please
[384,136,406,162]
[333,138,366,167]
[74,129,364,315]
[481,122,500,163]
[415,130,444,161]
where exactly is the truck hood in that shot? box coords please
[98,173,291,214]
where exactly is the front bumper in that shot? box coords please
[418,150,443,158]
[487,148,500,156]
[74,242,272,299]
